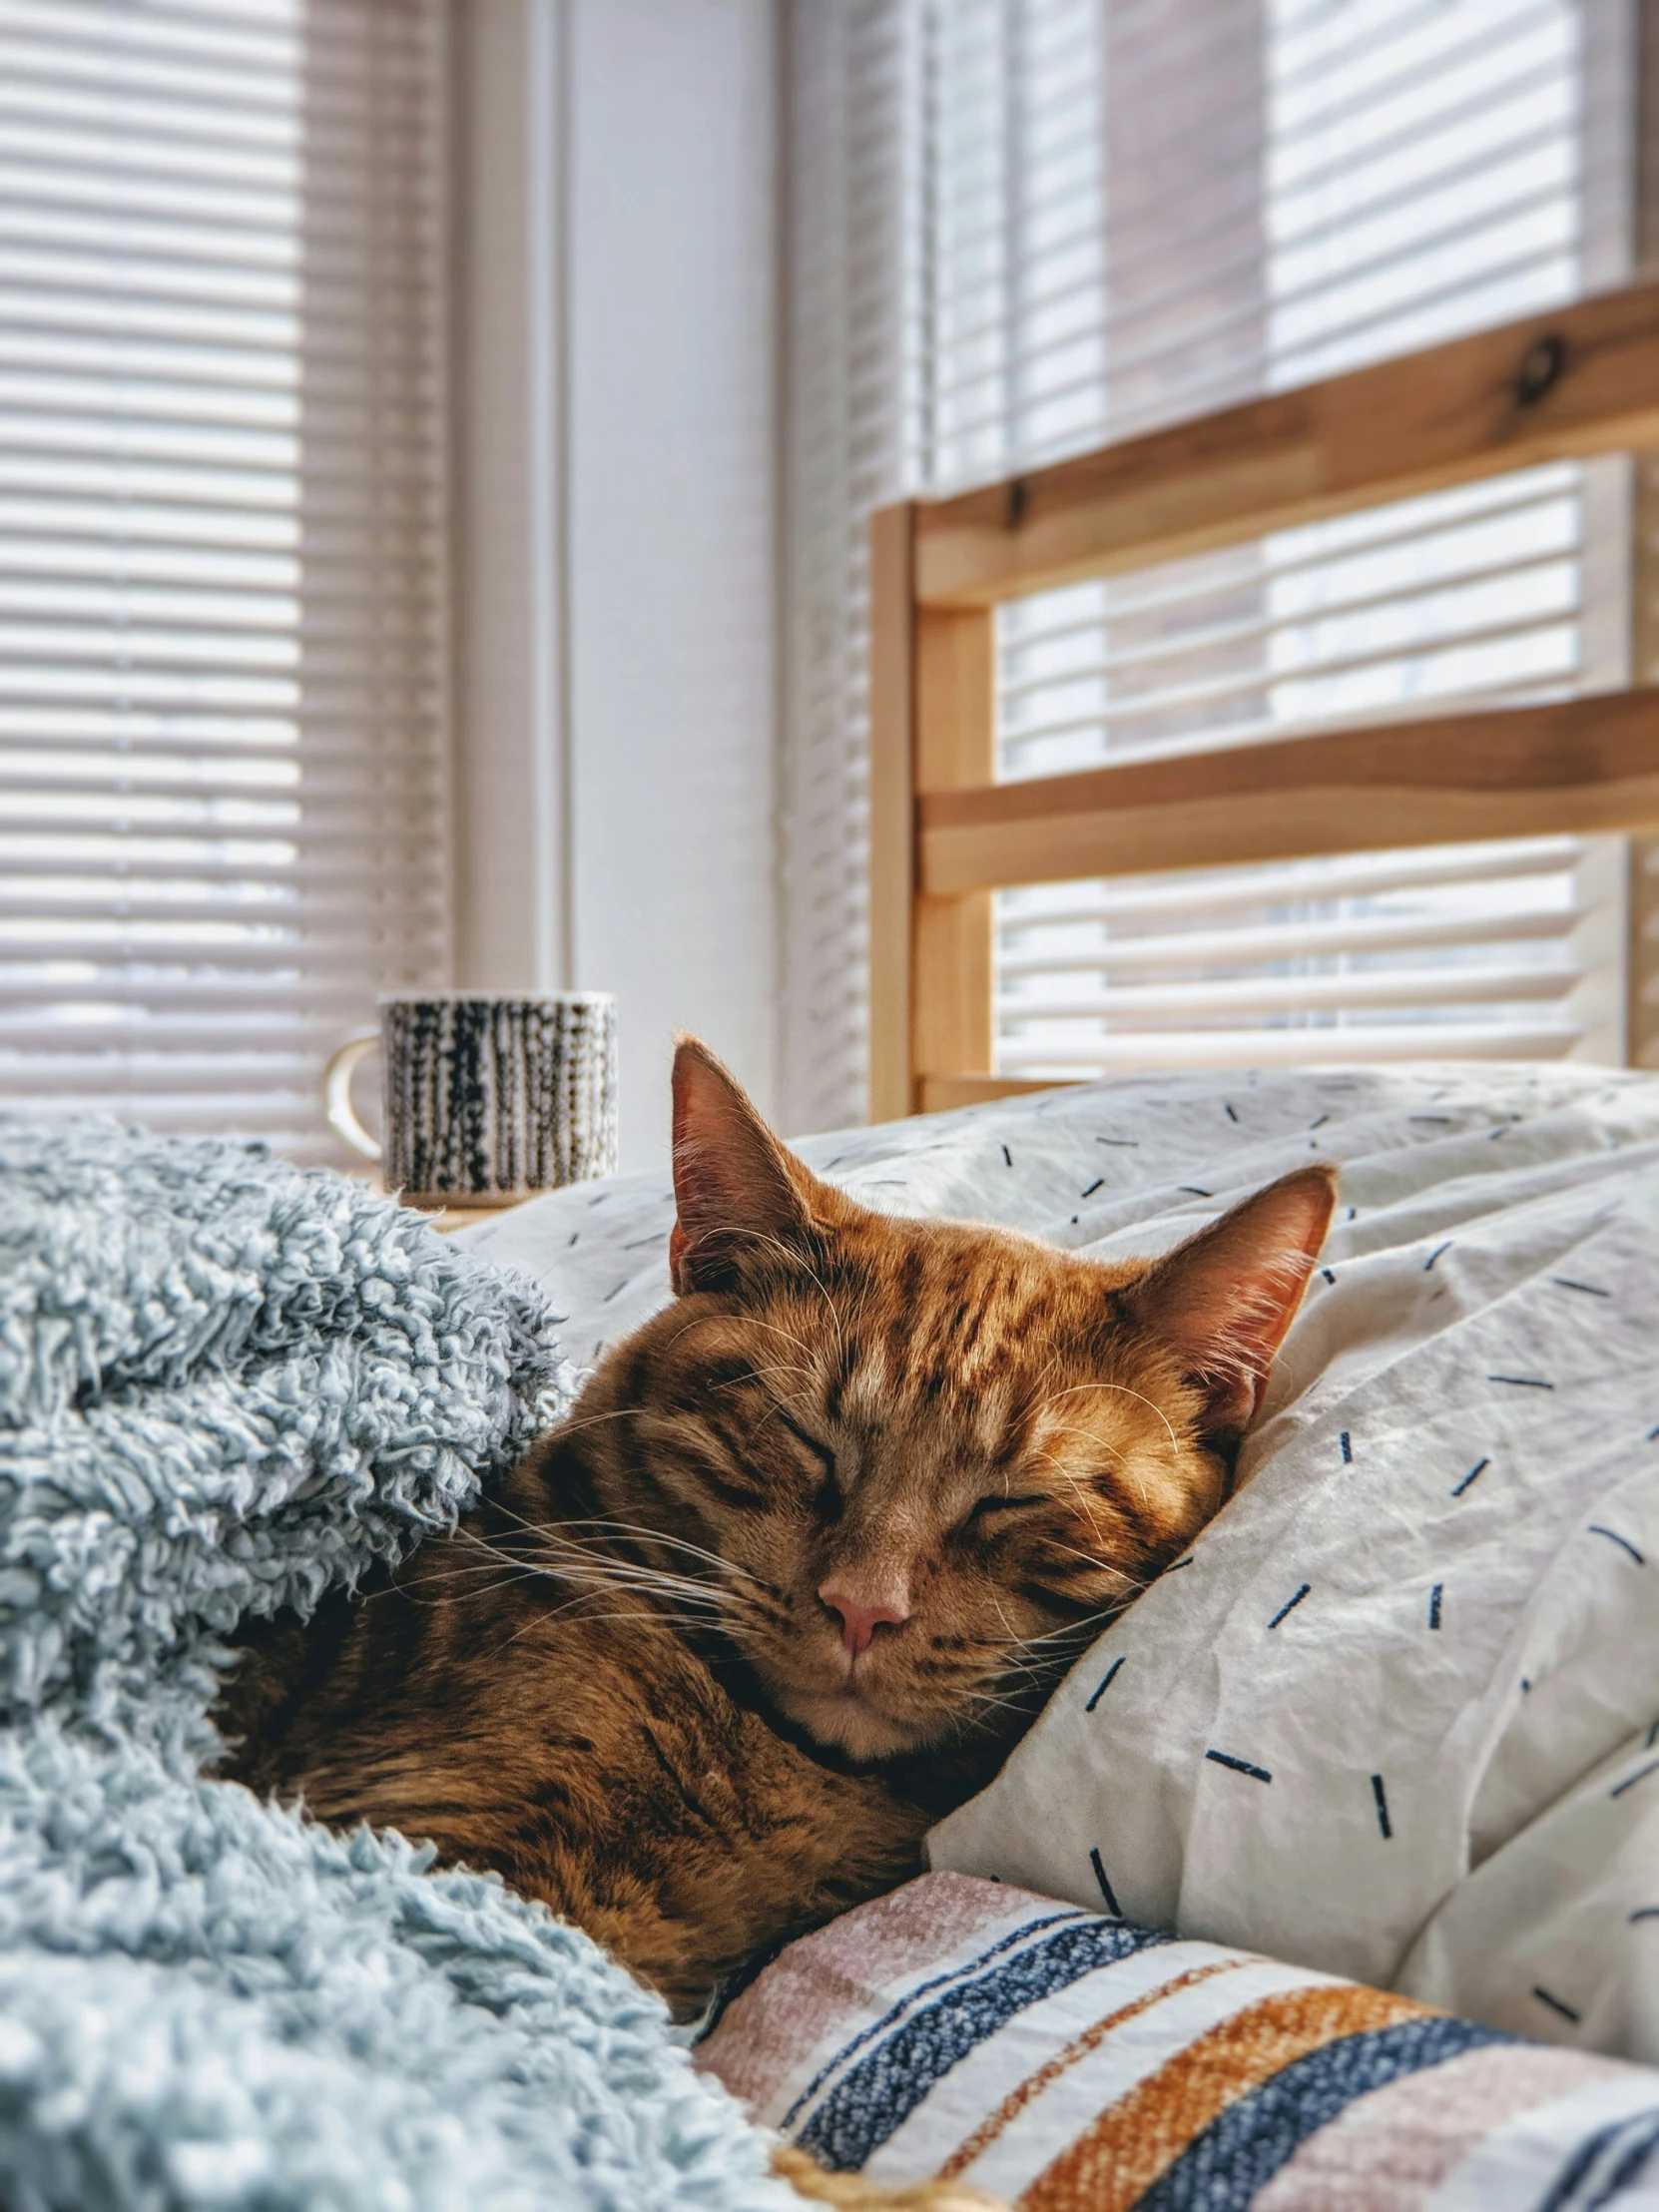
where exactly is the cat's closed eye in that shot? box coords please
[777,1410,842,1513]
[964,1490,1051,1524]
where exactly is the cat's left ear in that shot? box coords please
[1125,1164,1337,1444]
[668,1035,820,1296]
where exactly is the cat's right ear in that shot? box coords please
[1124,1163,1337,1445]
[669,1036,816,1295]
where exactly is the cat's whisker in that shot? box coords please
[737,1229,848,1366]
[967,1683,1043,1723]
[540,1566,761,1621]
[985,1586,1020,1652]
[484,1590,689,1661]
[980,1668,1052,1703]
[1041,1592,1141,1628]
[545,1608,766,1643]
[738,1314,821,1360]
[555,1571,770,1634]
[475,1521,708,1588]
[1041,1541,1145,1584]
[711,1362,817,1395]
[526,1545,757,1603]
[367,1566,543,1608]
[533,1591,768,1649]
[500,1577,773,1646]
[375,1551,537,1586]
[449,1527,766,1627]
[656,1306,826,1380]
[1031,1436,1151,1521]
[1022,1445,1133,1524]
[540,1403,654,1441]
[972,1598,1135,1665]
[387,1539,580,1590]
[539,1574,761,1627]
[483,1505,769,1588]
[1028,1379,1182,1466]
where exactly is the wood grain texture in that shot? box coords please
[1630,838,1659,1068]
[915,609,996,794]
[917,1073,1073,1111]
[916,281,1659,608]
[1633,453,1659,1065]
[921,689,1659,893]
[911,609,997,1086]
[912,892,995,1079]
[868,503,917,1122]
[1628,456,1659,1066]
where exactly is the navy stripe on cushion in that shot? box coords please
[1135,2015,1512,2212]
[1537,2106,1659,2212]
[797,1918,1173,2172]
[779,1909,1091,2134]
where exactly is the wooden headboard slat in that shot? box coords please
[914,281,1659,610]
[919,689,1659,894]
[868,279,1659,1119]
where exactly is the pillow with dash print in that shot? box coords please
[461,1059,1659,2063]
[928,1071,1659,2067]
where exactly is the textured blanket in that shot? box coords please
[0,1122,794,2212]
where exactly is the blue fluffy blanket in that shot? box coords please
[0,1123,794,2211]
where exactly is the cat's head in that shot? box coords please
[564,1039,1334,1765]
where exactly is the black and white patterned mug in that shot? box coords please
[323,992,618,1206]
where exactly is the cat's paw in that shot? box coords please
[770,2142,1004,2211]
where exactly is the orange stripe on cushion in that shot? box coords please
[937,1961,1247,2182]
[1020,1982,1426,2212]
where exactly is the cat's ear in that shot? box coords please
[1126,1164,1337,1443]
[669,1035,816,1295]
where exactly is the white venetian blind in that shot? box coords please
[782,0,1635,1124]
[779,0,915,1135]
[0,0,450,1160]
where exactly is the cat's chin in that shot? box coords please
[777,1683,936,1764]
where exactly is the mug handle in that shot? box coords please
[323,1029,383,1162]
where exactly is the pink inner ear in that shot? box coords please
[1134,1165,1337,1435]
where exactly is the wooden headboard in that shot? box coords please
[868,279,1659,1121]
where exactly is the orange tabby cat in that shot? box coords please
[220,1041,1333,2205]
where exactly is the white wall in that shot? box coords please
[453,0,570,1001]
[453,0,781,1175]
[567,0,780,1169]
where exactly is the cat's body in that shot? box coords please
[220,1042,1336,2041]
[224,1451,968,2015]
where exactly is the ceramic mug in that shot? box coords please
[323,991,618,1206]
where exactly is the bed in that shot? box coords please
[463,1056,1659,2208]
[7,1067,1658,2210]
[452,276,1659,2210]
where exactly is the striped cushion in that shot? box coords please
[696,1874,1659,2209]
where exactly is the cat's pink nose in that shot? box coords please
[819,1579,909,1657]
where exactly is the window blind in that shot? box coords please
[778,0,914,1135]
[992,0,1629,1082]
[0,0,451,1160]
[782,0,1635,1125]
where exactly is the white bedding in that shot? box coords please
[458,1062,1659,2061]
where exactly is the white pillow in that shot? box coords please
[924,1069,1659,2063]
[460,1062,1659,2060]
